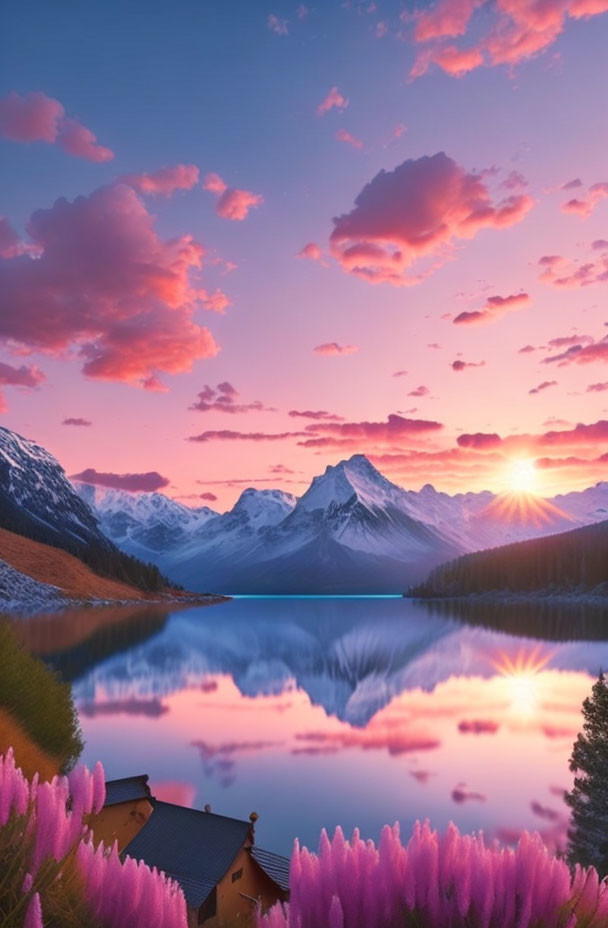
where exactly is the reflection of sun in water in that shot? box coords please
[492,648,553,718]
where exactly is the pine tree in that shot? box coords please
[565,672,608,877]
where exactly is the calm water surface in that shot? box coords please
[11,596,608,855]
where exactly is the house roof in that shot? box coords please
[123,800,252,908]
[250,846,290,893]
[104,775,152,807]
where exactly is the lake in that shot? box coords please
[10,595,608,857]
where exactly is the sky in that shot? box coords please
[2,0,608,510]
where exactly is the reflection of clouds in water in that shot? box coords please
[190,739,284,788]
[154,781,196,808]
[452,784,486,804]
[78,697,168,718]
[69,598,608,852]
[293,728,440,756]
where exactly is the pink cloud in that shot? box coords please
[56,118,114,163]
[562,178,583,190]
[122,164,200,197]
[330,152,532,286]
[0,361,45,412]
[457,432,502,450]
[519,344,536,353]
[297,242,324,262]
[561,181,608,218]
[458,719,500,734]
[548,333,594,348]
[62,417,92,427]
[190,382,274,414]
[413,0,478,42]
[538,251,608,288]
[454,291,530,325]
[313,342,359,356]
[411,44,484,78]
[316,87,349,116]
[288,409,344,421]
[408,385,430,397]
[298,413,444,445]
[188,429,308,443]
[0,184,219,387]
[335,128,363,149]
[529,380,558,395]
[0,91,114,161]
[203,172,263,220]
[544,335,608,366]
[199,492,218,502]
[70,468,170,491]
[267,13,289,35]
[452,359,485,371]
[409,0,608,77]
[587,382,608,392]
[202,172,227,194]
[393,369,408,377]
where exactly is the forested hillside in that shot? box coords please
[412,520,608,598]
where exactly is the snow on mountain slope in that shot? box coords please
[175,487,297,565]
[169,457,459,593]
[73,449,608,595]
[0,426,110,552]
[76,485,218,555]
[553,483,608,523]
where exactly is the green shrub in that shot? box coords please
[0,622,82,771]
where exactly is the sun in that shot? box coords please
[506,458,538,494]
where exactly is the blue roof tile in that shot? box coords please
[123,800,251,908]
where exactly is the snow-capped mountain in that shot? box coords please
[0,426,168,593]
[75,485,218,558]
[69,450,608,595]
[0,426,111,554]
[166,456,459,593]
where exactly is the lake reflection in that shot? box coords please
[11,596,608,856]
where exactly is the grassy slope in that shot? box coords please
[0,526,149,601]
[0,707,59,781]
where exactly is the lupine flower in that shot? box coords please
[24,892,43,928]
[258,820,608,928]
[0,748,188,928]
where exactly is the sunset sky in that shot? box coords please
[2,0,608,509]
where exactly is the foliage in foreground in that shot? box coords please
[259,820,608,928]
[0,622,82,772]
[0,749,187,928]
[566,672,608,878]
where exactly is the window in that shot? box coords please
[231,867,243,883]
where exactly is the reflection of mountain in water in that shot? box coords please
[419,598,608,642]
[9,605,171,682]
[49,597,608,728]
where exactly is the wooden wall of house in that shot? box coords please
[88,798,153,852]
[191,845,286,927]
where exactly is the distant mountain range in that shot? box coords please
[1,424,607,598]
[413,519,608,599]
[76,453,608,594]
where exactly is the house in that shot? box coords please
[91,776,290,927]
